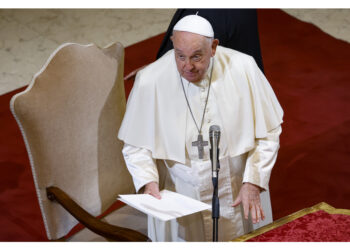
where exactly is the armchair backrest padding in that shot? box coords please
[10,42,134,240]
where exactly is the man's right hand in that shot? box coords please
[144,181,161,199]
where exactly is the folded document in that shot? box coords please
[118,189,211,221]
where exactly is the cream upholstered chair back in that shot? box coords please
[10,42,135,240]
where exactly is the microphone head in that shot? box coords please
[209,125,221,138]
[209,125,220,133]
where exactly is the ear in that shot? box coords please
[211,39,219,57]
[170,31,178,43]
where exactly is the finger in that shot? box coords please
[232,196,242,207]
[144,187,161,199]
[256,204,261,223]
[250,204,257,224]
[153,185,161,199]
[148,187,161,199]
[260,205,265,221]
[145,190,161,199]
[243,201,249,220]
[153,191,161,200]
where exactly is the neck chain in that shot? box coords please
[180,60,214,159]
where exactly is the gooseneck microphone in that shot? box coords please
[209,125,221,177]
[209,125,220,242]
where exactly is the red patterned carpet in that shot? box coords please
[248,210,350,242]
[0,9,349,241]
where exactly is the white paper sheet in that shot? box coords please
[118,190,211,221]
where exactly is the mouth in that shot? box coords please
[184,71,197,77]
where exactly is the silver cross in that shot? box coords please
[192,134,208,159]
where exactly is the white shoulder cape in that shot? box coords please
[118,46,283,165]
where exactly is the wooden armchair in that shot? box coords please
[10,42,149,241]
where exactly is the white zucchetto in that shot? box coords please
[173,14,214,38]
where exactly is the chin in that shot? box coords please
[184,74,201,83]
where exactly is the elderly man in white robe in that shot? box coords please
[118,14,283,241]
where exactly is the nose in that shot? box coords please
[183,58,194,71]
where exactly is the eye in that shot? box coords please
[177,54,185,61]
[192,55,202,62]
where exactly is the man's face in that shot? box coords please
[171,31,219,83]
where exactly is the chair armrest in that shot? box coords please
[46,186,150,241]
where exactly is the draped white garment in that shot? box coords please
[118,47,283,241]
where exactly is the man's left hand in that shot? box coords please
[232,182,265,224]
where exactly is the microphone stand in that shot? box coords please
[210,146,220,242]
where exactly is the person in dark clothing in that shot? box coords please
[157,9,265,73]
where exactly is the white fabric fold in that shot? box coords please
[122,145,158,192]
[243,126,282,190]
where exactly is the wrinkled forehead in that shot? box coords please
[173,35,210,57]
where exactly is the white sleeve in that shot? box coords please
[122,143,159,193]
[242,125,282,191]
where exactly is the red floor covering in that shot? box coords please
[0,9,349,241]
[248,210,350,242]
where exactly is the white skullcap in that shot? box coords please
[173,14,214,38]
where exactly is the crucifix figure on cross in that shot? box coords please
[192,134,208,159]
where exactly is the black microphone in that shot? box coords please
[209,125,221,178]
[209,125,221,242]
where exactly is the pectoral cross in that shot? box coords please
[192,134,208,159]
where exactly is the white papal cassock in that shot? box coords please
[118,46,283,241]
